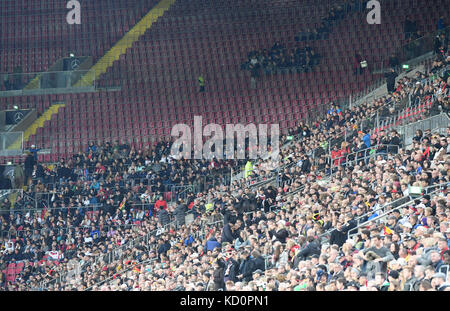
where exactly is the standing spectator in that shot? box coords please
[388,130,402,152]
[361,235,394,280]
[437,16,446,31]
[29,145,41,162]
[385,68,398,94]
[198,76,205,93]
[388,53,400,72]
[354,52,363,75]
[434,33,448,55]
[212,257,226,291]
[158,208,170,227]
[174,199,187,227]
[24,152,35,185]
[404,16,417,39]
[3,74,12,91]
[13,160,25,189]
[12,66,23,90]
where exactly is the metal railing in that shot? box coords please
[84,257,159,291]
[346,182,448,240]
[35,204,227,290]
[36,213,175,290]
[0,132,24,156]
[330,144,400,171]
[399,113,450,146]
[369,97,435,137]
[0,70,96,93]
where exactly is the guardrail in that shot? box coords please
[346,182,448,240]
[35,206,226,290]
[330,144,400,171]
[84,257,159,291]
[399,113,450,146]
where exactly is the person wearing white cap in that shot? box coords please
[28,144,40,162]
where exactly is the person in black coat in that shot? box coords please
[158,208,171,226]
[223,205,238,225]
[221,222,237,244]
[329,222,348,247]
[273,222,290,243]
[251,250,266,272]
[157,238,171,258]
[174,199,187,227]
[224,252,240,282]
[24,153,35,183]
[388,130,402,152]
[212,258,226,291]
[385,68,398,94]
[237,250,255,282]
[301,155,311,173]
[294,236,321,267]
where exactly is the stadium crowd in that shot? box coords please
[0,49,449,292]
[241,1,366,79]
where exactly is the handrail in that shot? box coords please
[318,195,411,240]
[369,97,435,137]
[345,182,448,240]
[37,213,178,290]
[84,257,158,291]
[399,113,450,146]
[1,202,103,214]
[35,205,226,290]
[330,144,400,169]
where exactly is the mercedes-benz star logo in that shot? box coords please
[14,112,24,124]
[71,59,80,70]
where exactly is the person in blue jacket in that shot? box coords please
[204,235,221,253]
[29,145,41,162]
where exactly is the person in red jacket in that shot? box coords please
[331,145,346,166]
[154,196,168,213]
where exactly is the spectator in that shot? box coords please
[388,53,400,71]
[13,160,25,189]
[354,52,364,76]
[361,235,394,280]
[29,145,41,162]
[404,16,417,39]
[198,76,205,93]
[385,68,398,94]
[24,152,35,184]
[174,199,187,227]
[434,33,448,55]
[158,208,170,227]
[204,234,221,253]
[437,16,446,31]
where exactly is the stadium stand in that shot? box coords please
[0,0,449,292]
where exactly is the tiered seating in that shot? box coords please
[91,0,442,136]
[0,0,159,73]
[0,0,445,162]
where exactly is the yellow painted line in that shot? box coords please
[8,104,65,149]
[75,0,176,87]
